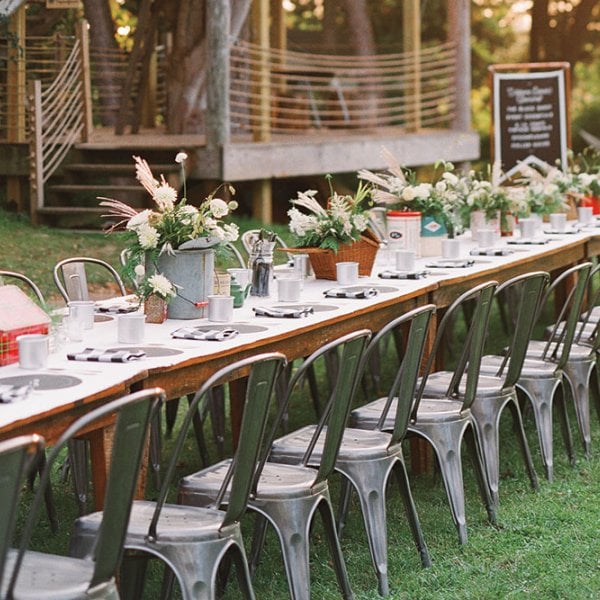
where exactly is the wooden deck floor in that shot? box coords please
[80,125,480,181]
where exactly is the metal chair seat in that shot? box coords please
[270,425,399,462]
[527,340,593,361]
[76,499,231,542]
[2,550,106,600]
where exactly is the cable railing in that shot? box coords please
[229,40,457,135]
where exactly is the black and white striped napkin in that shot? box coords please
[0,383,34,403]
[323,288,379,299]
[67,348,146,362]
[171,327,239,341]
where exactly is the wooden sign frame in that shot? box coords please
[489,62,571,179]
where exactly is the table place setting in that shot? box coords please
[170,327,240,341]
[0,382,35,403]
[253,306,315,318]
[67,348,147,363]
[323,287,379,299]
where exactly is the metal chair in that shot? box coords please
[3,388,165,599]
[0,435,45,594]
[352,282,498,544]
[0,270,45,305]
[53,256,127,303]
[70,353,286,600]
[420,272,549,505]
[268,306,435,596]
[520,262,595,467]
[179,330,371,600]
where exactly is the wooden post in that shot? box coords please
[141,31,158,128]
[6,6,26,211]
[28,80,44,225]
[403,0,421,131]
[448,0,471,132]
[206,0,231,148]
[251,0,272,223]
[77,19,93,142]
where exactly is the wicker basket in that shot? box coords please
[285,229,380,280]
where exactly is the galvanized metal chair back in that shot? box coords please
[537,262,593,367]
[414,280,497,417]
[365,304,436,444]
[6,388,164,596]
[0,435,45,592]
[491,271,550,388]
[53,256,127,303]
[147,353,287,540]
[264,330,370,488]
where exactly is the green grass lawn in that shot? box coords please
[3,208,600,598]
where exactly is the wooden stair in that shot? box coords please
[38,146,182,227]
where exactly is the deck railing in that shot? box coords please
[28,20,91,221]
[229,41,457,136]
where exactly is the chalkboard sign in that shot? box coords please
[490,64,570,177]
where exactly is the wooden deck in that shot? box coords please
[79,125,480,182]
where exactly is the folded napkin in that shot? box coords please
[171,327,239,341]
[425,259,475,268]
[378,270,428,280]
[469,248,513,256]
[253,306,314,318]
[543,228,580,235]
[323,288,379,299]
[507,238,549,245]
[0,383,34,403]
[96,304,140,314]
[67,348,146,362]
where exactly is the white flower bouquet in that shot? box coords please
[287,177,372,252]
[100,153,239,302]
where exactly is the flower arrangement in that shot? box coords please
[100,153,239,302]
[514,162,570,216]
[357,148,467,236]
[287,176,373,252]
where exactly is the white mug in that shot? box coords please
[17,334,49,370]
[68,300,95,330]
[278,277,302,302]
[441,239,461,259]
[577,206,593,225]
[118,313,146,344]
[394,250,416,272]
[336,262,359,286]
[549,213,567,233]
[207,295,234,322]
[519,218,536,240]
[477,228,496,249]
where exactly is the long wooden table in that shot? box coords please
[1,230,597,500]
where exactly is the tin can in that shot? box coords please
[386,211,421,255]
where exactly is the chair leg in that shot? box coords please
[409,423,470,544]
[562,359,594,458]
[392,458,431,568]
[186,393,211,467]
[555,383,576,466]
[35,450,58,533]
[517,378,561,481]
[464,425,497,528]
[336,476,353,538]
[335,463,390,595]
[119,552,150,600]
[306,362,322,418]
[230,544,256,600]
[248,513,269,576]
[149,411,162,490]
[68,438,89,515]
[318,499,354,600]
[507,398,539,492]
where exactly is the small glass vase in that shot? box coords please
[145,294,168,324]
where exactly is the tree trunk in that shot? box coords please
[529,0,549,62]
[82,0,120,126]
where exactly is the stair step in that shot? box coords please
[65,163,179,173]
[48,184,145,193]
